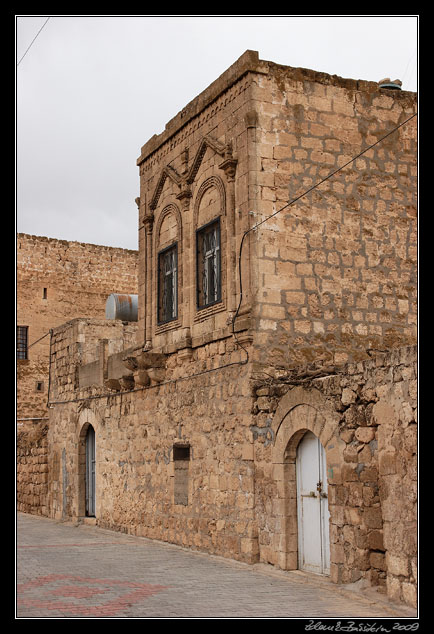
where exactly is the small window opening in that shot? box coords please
[35,381,44,392]
[173,444,190,505]
[173,445,190,461]
[42,288,47,299]
[17,326,28,360]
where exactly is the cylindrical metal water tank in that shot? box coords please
[105,294,138,322]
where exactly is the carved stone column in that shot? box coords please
[176,152,192,329]
[142,215,154,349]
[219,144,238,314]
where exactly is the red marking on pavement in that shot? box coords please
[50,585,109,599]
[17,574,168,617]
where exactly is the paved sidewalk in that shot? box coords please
[16,512,417,619]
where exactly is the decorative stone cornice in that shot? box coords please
[149,134,237,212]
[149,165,182,211]
[137,50,265,165]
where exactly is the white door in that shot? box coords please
[296,431,330,575]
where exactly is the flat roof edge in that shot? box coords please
[137,50,265,165]
[136,49,417,165]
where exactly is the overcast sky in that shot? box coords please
[16,15,418,251]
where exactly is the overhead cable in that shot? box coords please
[47,112,417,406]
[17,16,50,66]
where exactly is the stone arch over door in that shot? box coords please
[271,387,345,575]
[77,408,101,519]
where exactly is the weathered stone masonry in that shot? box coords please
[250,345,417,607]
[17,234,138,516]
[17,233,138,421]
[46,319,417,607]
[42,51,417,608]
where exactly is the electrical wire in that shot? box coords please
[17,17,51,67]
[231,111,418,357]
[46,111,417,406]
[27,330,51,350]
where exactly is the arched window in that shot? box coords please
[158,243,178,323]
[194,176,226,314]
[154,204,182,330]
[196,218,221,309]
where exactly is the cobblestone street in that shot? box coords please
[16,512,418,620]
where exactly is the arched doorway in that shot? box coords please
[296,431,330,575]
[270,386,344,576]
[85,425,96,517]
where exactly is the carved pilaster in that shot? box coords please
[218,143,237,313]
[219,143,238,182]
[142,214,154,234]
[219,156,238,182]
[244,110,258,129]
[142,215,154,347]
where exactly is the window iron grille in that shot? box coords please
[158,244,178,324]
[17,326,28,360]
[197,219,221,309]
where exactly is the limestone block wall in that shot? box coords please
[41,52,417,609]
[46,318,256,560]
[17,233,138,420]
[249,62,417,369]
[135,51,416,373]
[48,319,138,402]
[17,421,48,516]
[250,345,417,607]
[17,234,138,515]
[136,52,263,351]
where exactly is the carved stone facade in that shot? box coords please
[42,51,417,607]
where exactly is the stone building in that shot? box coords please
[44,51,417,607]
[17,233,138,515]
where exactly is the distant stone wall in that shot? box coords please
[17,421,49,516]
[17,233,138,420]
[17,234,138,516]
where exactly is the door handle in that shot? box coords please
[301,491,317,498]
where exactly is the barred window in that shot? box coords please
[158,244,178,324]
[17,326,28,360]
[197,219,221,309]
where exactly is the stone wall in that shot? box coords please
[135,51,416,371]
[46,318,256,559]
[17,234,138,518]
[45,309,416,606]
[17,421,48,516]
[250,345,417,607]
[250,61,417,369]
[17,233,138,420]
[42,52,417,610]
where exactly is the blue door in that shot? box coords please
[85,425,96,517]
